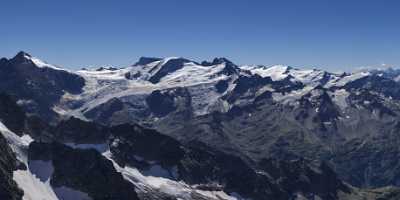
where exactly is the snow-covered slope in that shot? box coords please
[103,150,246,200]
[22,52,68,72]
[0,122,59,200]
[61,57,237,118]
[0,122,95,200]
[241,65,331,85]
[0,116,247,200]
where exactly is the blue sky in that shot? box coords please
[1,0,399,71]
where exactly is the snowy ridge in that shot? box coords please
[2,119,244,200]
[159,62,229,86]
[241,65,291,81]
[0,122,93,200]
[102,150,248,200]
[77,57,228,86]
[0,122,32,163]
[325,71,370,87]
[0,122,59,200]
[23,54,67,71]
[17,53,400,119]
[241,64,329,85]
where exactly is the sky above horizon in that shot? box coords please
[1,0,399,71]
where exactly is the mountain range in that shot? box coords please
[1,51,400,200]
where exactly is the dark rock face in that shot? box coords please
[95,66,118,71]
[108,123,351,200]
[53,117,110,144]
[110,124,184,167]
[25,116,110,145]
[344,75,400,100]
[0,52,85,122]
[212,58,240,76]
[24,115,55,143]
[223,74,304,106]
[332,136,400,188]
[296,88,341,132]
[146,90,177,117]
[272,76,304,93]
[84,98,125,125]
[149,58,193,83]
[83,97,144,126]
[0,92,25,200]
[258,159,349,200]
[215,79,229,93]
[146,88,191,118]
[201,57,234,67]
[133,57,162,66]
[177,143,289,200]
[348,90,396,117]
[29,142,140,200]
[175,93,400,190]
[0,134,23,200]
[0,93,26,135]
[223,75,273,104]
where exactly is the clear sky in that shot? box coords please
[1,0,399,71]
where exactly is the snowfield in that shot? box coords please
[61,59,377,121]
[102,150,248,200]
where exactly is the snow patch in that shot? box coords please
[326,71,370,87]
[102,151,245,200]
[331,89,350,109]
[272,86,315,105]
[244,65,289,81]
[0,122,32,163]
[24,55,66,71]
[13,170,59,200]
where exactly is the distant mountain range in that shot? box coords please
[1,51,400,200]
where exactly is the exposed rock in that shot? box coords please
[0,134,23,200]
[0,93,26,135]
[108,123,353,200]
[149,58,193,83]
[133,57,162,66]
[0,52,85,122]
[29,142,140,200]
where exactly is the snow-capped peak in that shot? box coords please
[241,65,291,81]
[27,56,62,70]
[13,51,66,71]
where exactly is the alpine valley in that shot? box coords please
[1,51,400,200]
